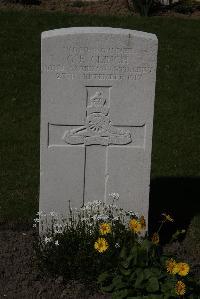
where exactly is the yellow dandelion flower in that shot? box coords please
[94,238,109,253]
[162,213,174,222]
[99,223,111,235]
[151,232,159,245]
[139,215,146,230]
[129,219,142,233]
[175,281,186,296]
[166,258,179,275]
[177,262,190,276]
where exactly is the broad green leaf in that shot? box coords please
[119,266,132,276]
[143,268,153,279]
[112,276,127,290]
[146,277,159,292]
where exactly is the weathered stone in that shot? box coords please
[40,27,158,226]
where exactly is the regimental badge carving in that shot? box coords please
[63,90,132,146]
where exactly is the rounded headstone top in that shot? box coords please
[41,27,157,42]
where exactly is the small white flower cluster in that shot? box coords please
[44,236,59,246]
[44,236,52,243]
[109,192,120,201]
[115,242,120,248]
[35,194,140,249]
[69,193,138,229]
[126,211,140,218]
[33,216,40,228]
[53,223,63,234]
[50,211,58,218]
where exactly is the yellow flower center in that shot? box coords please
[94,237,109,253]
[99,223,111,235]
[177,262,190,276]
[129,219,142,233]
[175,281,186,296]
[166,259,179,275]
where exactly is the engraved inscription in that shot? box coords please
[67,54,128,65]
[81,73,142,81]
[42,46,154,81]
[63,90,132,146]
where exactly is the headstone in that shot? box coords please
[40,27,158,226]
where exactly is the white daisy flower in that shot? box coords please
[44,236,52,244]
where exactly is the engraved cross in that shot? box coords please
[48,87,144,206]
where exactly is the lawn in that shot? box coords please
[0,9,199,226]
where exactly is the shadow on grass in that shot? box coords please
[149,177,200,244]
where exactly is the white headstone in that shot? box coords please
[40,27,158,225]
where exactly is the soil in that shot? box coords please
[0,226,112,299]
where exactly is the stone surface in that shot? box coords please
[40,27,158,225]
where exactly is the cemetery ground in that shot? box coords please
[0,9,200,298]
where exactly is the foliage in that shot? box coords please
[34,197,199,297]
[97,214,200,298]
[163,216,200,286]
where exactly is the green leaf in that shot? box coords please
[129,271,136,282]
[144,267,164,280]
[112,276,127,290]
[119,266,132,276]
[130,246,138,265]
[112,289,129,299]
[134,270,145,289]
[120,246,127,259]
[121,254,133,268]
[146,277,159,292]
[143,268,153,279]
[140,239,152,250]
[121,260,130,269]
[97,272,110,283]
[160,279,176,296]
[101,283,115,293]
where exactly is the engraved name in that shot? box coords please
[67,54,128,65]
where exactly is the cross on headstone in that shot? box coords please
[49,86,145,206]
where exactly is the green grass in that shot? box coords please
[0,10,200,223]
